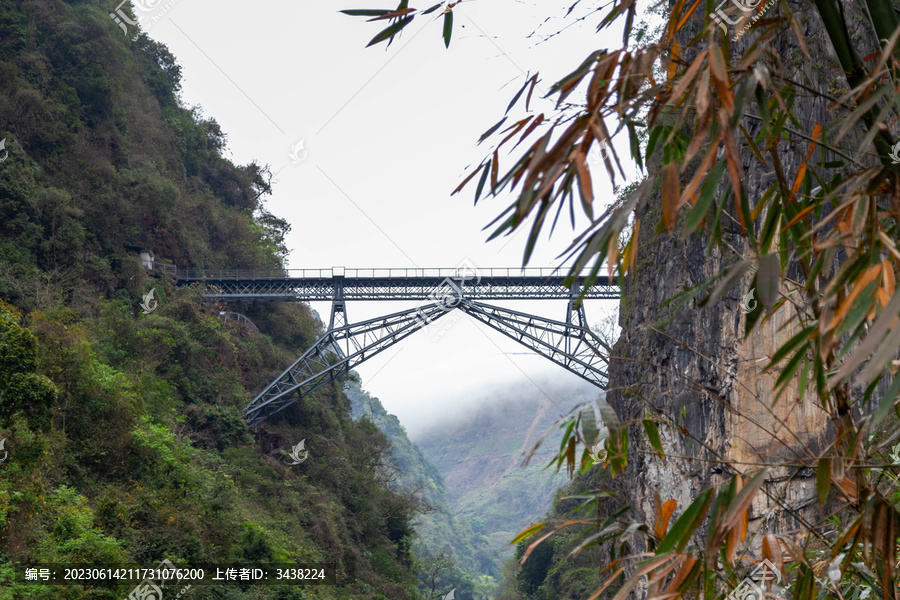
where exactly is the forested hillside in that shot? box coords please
[493,465,610,600]
[346,382,499,598]
[0,1,426,598]
[345,377,604,600]
[414,381,598,572]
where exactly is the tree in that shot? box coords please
[470,516,484,532]
[414,549,456,599]
[0,301,57,429]
[343,1,900,597]
[472,574,496,600]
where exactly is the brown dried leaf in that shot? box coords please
[834,475,858,502]
[661,162,681,233]
[762,534,784,579]
[575,149,594,210]
[669,50,708,106]
[695,68,710,121]
[655,499,678,539]
[680,139,717,205]
[709,44,734,114]
[663,555,697,597]
[789,162,807,202]
[718,109,747,232]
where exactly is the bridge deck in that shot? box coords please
[175,267,620,301]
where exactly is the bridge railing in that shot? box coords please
[177,266,612,280]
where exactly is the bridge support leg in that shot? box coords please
[565,282,588,357]
[327,275,347,357]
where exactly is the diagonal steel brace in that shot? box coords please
[458,299,611,388]
[244,303,449,428]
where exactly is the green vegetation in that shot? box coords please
[415,382,597,569]
[345,379,602,599]
[345,381,499,598]
[0,1,424,597]
[494,466,610,600]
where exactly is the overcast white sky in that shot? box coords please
[133,0,632,434]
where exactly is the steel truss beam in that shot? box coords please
[245,297,611,427]
[182,275,620,301]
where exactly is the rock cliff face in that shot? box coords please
[605,0,880,554]
[609,230,830,542]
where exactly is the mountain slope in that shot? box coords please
[493,465,611,600]
[414,379,600,567]
[345,380,499,595]
[0,2,422,598]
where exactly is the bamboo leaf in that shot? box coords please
[654,497,678,539]
[366,15,413,46]
[643,420,665,462]
[765,324,815,371]
[817,458,831,506]
[757,253,780,311]
[595,396,621,436]
[646,125,667,163]
[478,117,508,144]
[366,8,415,21]
[657,488,713,554]
[340,9,391,16]
[510,521,546,545]
[661,163,681,232]
[872,372,900,428]
[581,407,600,447]
[442,9,453,48]
[709,43,734,113]
[711,470,769,554]
[759,198,781,254]
[744,274,765,335]
[684,158,727,233]
[505,76,532,115]
[831,291,900,386]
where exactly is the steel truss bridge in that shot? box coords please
[177,267,621,428]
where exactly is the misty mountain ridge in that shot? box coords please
[415,378,599,557]
[347,374,601,575]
